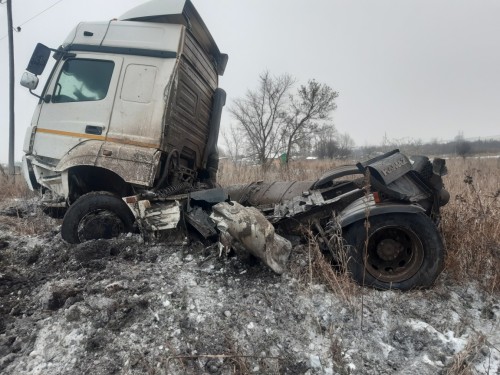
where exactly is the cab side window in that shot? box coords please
[52,59,114,103]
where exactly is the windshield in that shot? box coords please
[52,59,114,103]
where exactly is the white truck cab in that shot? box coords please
[21,0,227,210]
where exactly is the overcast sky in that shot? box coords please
[1,0,499,162]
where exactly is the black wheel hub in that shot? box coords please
[365,226,424,283]
[77,210,126,242]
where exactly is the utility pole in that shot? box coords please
[7,0,15,175]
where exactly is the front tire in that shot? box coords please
[61,192,135,244]
[343,213,444,290]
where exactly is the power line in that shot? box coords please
[1,0,65,41]
[17,0,65,28]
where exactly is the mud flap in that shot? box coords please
[210,201,292,274]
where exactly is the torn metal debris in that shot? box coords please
[210,201,292,275]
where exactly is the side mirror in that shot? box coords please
[27,43,51,75]
[20,72,39,90]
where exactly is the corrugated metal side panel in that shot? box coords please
[182,32,218,90]
[162,32,217,169]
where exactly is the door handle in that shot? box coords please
[85,125,103,135]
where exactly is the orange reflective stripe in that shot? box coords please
[35,128,160,149]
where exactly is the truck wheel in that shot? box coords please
[61,192,135,244]
[343,213,444,290]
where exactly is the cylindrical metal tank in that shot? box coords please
[225,181,315,206]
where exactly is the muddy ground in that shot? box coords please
[0,198,499,375]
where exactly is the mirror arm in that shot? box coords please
[29,89,50,103]
[52,48,76,60]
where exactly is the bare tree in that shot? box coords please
[380,132,397,153]
[336,132,355,159]
[315,138,338,159]
[229,72,294,168]
[282,80,338,164]
[455,132,472,159]
[313,124,339,159]
[222,124,244,163]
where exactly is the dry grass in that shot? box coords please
[0,173,54,236]
[0,171,33,201]
[159,336,282,374]
[217,158,346,185]
[440,157,500,293]
[446,334,487,375]
[286,224,360,304]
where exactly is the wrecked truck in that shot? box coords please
[121,149,450,291]
[19,0,450,291]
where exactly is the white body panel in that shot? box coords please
[119,0,186,20]
[64,21,184,54]
[105,55,178,148]
[32,53,124,161]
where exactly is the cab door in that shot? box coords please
[32,54,123,161]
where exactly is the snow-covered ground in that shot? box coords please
[0,201,498,374]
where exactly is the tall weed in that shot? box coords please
[440,158,500,293]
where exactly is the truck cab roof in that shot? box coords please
[62,0,226,76]
[119,0,227,75]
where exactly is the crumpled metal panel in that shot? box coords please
[210,201,292,274]
[185,207,217,238]
[95,143,160,187]
[127,199,181,232]
[189,188,228,204]
[273,191,326,218]
[57,140,160,187]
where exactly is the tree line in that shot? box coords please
[355,135,500,160]
[222,71,500,166]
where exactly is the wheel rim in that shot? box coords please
[77,209,126,242]
[364,225,424,283]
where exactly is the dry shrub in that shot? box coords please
[0,172,33,201]
[446,334,487,375]
[329,335,350,375]
[0,172,54,236]
[288,224,359,305]
[163,336,282,374]
[440,157,500,293]
[0,210,56,237]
